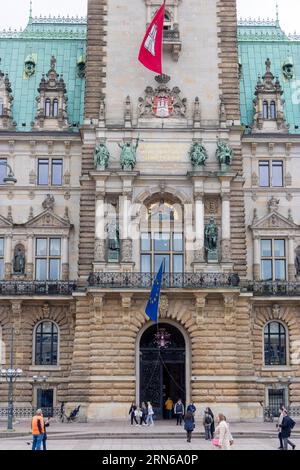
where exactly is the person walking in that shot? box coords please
[42,416,50,451]
[146,401,154,426]
[165,397,173,420]
[213,414,232,450]
[174,399,184,426]
[207,407,215,437]
[129,402,138,425]
[276,405,287,449]
[187,402,196,415]
[31,409,45,451]
[280,410,296,450]
[184,410,195,443]
[203,409,213,440]
[140,402,148,425]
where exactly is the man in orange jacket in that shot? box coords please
[31,409,45,451]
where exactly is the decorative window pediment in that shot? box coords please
[251,211,299,231]
[25,210,71,230]
[252,59,289,134]
[0,214,13,228]
[0,66,16,131]
[32,56,69,131]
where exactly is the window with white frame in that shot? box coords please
[35,238,61,281]
[0,238,4,280]
[37,158,63,186]
[259,160,283,187]
[0,158,7,185]
[141,200,184,274]
[0,97,3,116]
[264,321,287,366]
[35,321,58,365]
[261,239,286,281]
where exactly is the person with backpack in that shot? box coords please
[280,409,296,450]
[184,410,195,443]
[203,409,213,440]
[174,399,184,426]
[187,402,196,415]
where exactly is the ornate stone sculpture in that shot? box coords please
[94,143,110,169]
[24,54,36,78]
[138,74,187,118]
[268,196,280,213]
[204,218,218,262]
[118,137,139,171]
[189,141,208,167]
[42,194,55,211]
[13,246,25,275]
[282,57,294,80]
[107,221,120,262]
[216,140,233,167]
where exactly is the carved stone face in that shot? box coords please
[24,61,36,78]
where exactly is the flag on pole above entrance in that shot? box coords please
[138,1,165,74]
[145,261,165,323]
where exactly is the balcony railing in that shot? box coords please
[1,278,300,296]
[163,29,181,43]
[0,281,77,296]
[87,272,241,289]
[244,281,300,297]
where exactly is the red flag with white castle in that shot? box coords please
[138,1,165,74]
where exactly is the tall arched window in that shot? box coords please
[270,101,276,119]
[0,98,4,116]
[35,321,58,365]
[263,101,269,119]
[52,99,58,117]
[45,99,51,117]
[140,197,184,274]
[264,321,287,366]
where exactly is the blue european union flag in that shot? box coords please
[145,261,165,322]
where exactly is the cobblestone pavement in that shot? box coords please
[0,436,299,450]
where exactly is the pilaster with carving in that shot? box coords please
[90,294,105,326]
[194,294,207,329]
[223,293,237,328]
[159,295,169,319]
[121,294,132,326]
[10,300,22,336]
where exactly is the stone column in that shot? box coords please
[253,236,260,281]
[221,193,231,262]
[194,194,205,262]
[62,236,69,281]
[288,237,296,280]
[26,234,34,280]
[94,193,106,263]
[4,234,12,280]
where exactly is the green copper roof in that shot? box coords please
[238,19,300,134]
[0,16,86,132]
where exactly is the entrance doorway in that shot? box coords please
[139,323,186,418]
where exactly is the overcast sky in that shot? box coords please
[0,1,299,35]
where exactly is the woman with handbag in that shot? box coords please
[212,414,233,450]
[184,410,195,443]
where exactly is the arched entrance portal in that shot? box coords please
[139,323,186,418]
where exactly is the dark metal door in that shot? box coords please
[37,389,54,417]
[268,389,285,417]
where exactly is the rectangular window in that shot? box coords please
[259,160,283,187]
[38,159,49,185]
[51,159,63,186]
[0,238,4,280]
[35,238,61,280]
[259,161,270,187]
[0,158,7,185]
[38,159,63,186]
[272,161,283,187]
[261,239,286,281]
